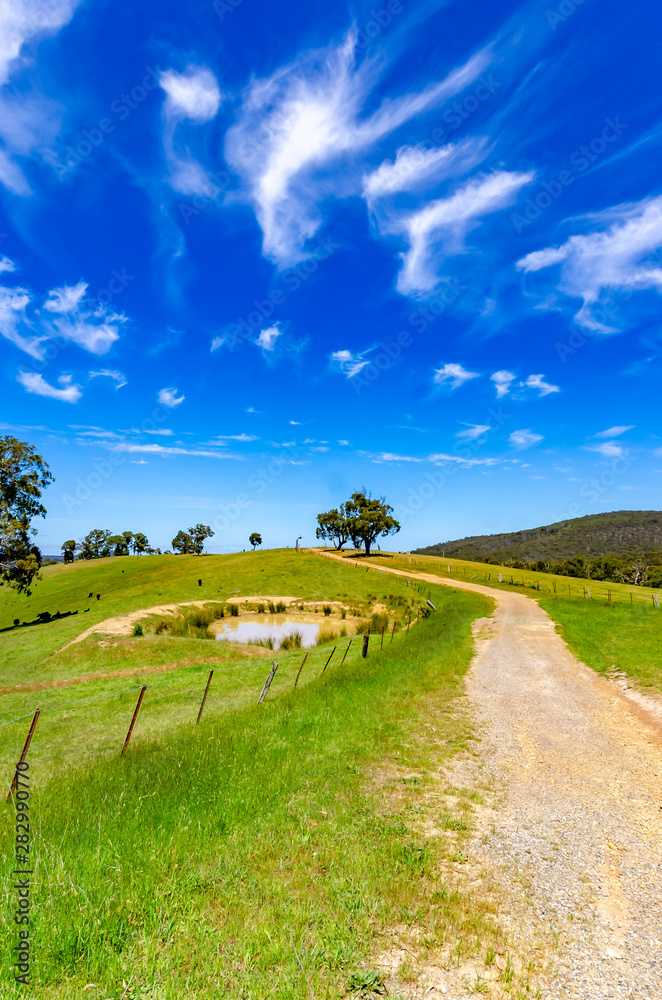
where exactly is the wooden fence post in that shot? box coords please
[340,639,352,666]
[322,646,337,673]
[121,686,146,755]
[362,633,369,658]
[258,662,278,703]
[196,670,214,724]
[294,652,309,688]
[7,709,41,801]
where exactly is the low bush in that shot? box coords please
[228,603,239,617]
[280,630,303,651]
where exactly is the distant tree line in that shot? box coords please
[63,530,154,562]
[481,552,662,587]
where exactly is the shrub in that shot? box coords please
[187,608,214,629]
[339,625,347,638]
[212,606,225,619]
[132,623,144,637]
[323,605,332,616]
[228,604,239,617]
[280,630,303,651]
[268,601,276,614]
[249,636,274,650]
[257,603,265,614]
[155,620,168,634]
[317,627,336,645]
[275,601,286,614]
[341,609,347,619]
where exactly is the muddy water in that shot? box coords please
[213,615,321,648]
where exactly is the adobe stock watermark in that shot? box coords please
[210,442,308,534]
[560,451,637,521]
[395,405,511,518]
[54,67,159,180]
[221,234,339,352]
[554,245,662,362]
[213,0,247,20]
[512,116,628,233]
[61,405,170,514]
[546,0,588,31]
[351,277,466,395]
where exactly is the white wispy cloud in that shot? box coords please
[225,32,490,265]
[396,170,534,294]
[362,137,488,202]
[330,348,371,378]
[256,325,281,351]
[209,433,259,443]
[89,369,127,388]
[523,373,560,396]
[491,370,516,398]
[586,440,625,458]
[160,66,221,122]
[0,256,15,273]
[1,271,126,357]
[109,443,242,459]
[158,387,185,407]
[0,2,80,194]
[509,429,543,449]
[44,281,87,313]
[516,195,662,331]
[594,425,633,438]
[160,65,222,196]
[17,371,82,403]
[456,423,491,440]
[433,362,479,390]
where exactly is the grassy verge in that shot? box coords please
[0,584,512,999]
[360,551,662,694]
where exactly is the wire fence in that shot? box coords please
[1,630,401,796]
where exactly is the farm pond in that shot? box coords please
[213,615,326,649]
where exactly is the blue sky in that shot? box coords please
[1,0,661,554]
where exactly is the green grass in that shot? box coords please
[0,582,505,999]
[359,551,662,693]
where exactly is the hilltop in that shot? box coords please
[412,510,662,564]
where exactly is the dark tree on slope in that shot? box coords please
[61,539,77,564]
[0,436,54,594]
[249,532,262,551]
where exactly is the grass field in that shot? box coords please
[361,551,662,693]
[0,557,529,1000]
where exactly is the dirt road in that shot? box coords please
[317,551,662,998]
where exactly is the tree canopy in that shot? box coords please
[316,492,400,557]
[0,436,53,594]
[249,532,262,550]
[172,524,214,555]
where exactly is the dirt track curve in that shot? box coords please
[317,551,662,999]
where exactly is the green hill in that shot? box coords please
[413,510,662,564]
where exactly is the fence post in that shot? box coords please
[258,662,278,703]
[7,709,41,802]
[322,646,337,674]
[340,639,352,666]
[121,686,146,755]
[362,633,369,658]
[294,652,308,688]
[196,670,214,724]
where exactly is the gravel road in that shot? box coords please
[319,553,662,998]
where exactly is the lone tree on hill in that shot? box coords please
[315,505,351,550]
[249,532,262,551]
[172,530,194,554]
[0,436,54,594]
[316,492,400,558]
[61,539,77,563]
